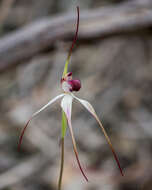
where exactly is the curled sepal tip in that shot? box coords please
[18,94,64,151]
[18,118,31,151]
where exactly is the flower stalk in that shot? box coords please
[58,137,65,190]
[57,111,67,190]
[58,6,80,189]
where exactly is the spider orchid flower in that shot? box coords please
[18,6,123,186]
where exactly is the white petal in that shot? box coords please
[18,94,65,150]
[61,94,88,181]
[61,94,73,121]
[32,94,65,117]
[72,94,96,116]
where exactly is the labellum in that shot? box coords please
[61,72,81,92]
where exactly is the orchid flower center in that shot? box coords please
[61,72,81,93]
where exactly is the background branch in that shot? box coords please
[0,154,50,189]
[0,1,152,72]
[0,0,15,26]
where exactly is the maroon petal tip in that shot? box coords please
[18,118,31,151]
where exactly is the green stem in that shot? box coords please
[61,111,67,138]
[58,111,67,190]
[58,138,64,190]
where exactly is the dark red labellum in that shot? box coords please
[68,79,81,92]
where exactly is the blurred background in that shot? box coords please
[0,0,152,189]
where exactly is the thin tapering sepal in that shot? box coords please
[67,118,89,182]
[18,118,31,151]
[18,94,65,150]
[95,116,124,176]
[72,94,124,176]
[63,6,79,77]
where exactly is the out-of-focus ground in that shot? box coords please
[0,0,152,190]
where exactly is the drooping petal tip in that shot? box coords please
[18,118,31,151]
[61,94,88,182]
[72,94,124,176]
[18,94,64,151]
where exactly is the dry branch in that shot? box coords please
[0,0,15,26]
[0,1,152,72]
